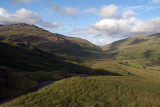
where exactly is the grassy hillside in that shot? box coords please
[0,42,112,75]
[0,41,123,100]
[0,23,101,57]
[3,76,160,107]
[101,33,160,67]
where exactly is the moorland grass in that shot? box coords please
[2,76,160,107]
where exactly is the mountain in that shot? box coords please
[0,23,101,57]
[102,33,160,67]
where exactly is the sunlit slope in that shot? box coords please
[102,33,160,65]
[3,76,160,107]
[85,59,160,82]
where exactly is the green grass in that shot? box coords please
[3,76,160,107]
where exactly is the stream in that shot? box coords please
[0,81,55,105]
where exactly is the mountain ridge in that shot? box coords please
[0,23,101,56]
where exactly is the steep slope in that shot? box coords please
[0,41,119,77]
[0,23,100,56]
[0,42,95,74]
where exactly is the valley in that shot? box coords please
[1,23,160,106]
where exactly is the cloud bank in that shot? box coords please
[0,7,62,30]
[71,4,160,45]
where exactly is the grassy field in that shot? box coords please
[2,75,160,107]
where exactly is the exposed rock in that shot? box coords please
[15,42,31,48]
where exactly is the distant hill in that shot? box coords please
[64,36,101,51]
[0,23,101,56]
[102,33,160,66]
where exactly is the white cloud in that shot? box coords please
[68,3,160,45]
[0,8,62,30]
[11,0,33,5]
[150,0,160,3]
[83,4,118,18]
[87,17,137,37]
[88,17,160,38]
[70,28,87,35]
[70,16,160,44]
[92,39,108,45]
[122,10,135,18]
[99,5,118,18]
[83,8,98,14]
[51,3,79,18]
[131,17,160,35]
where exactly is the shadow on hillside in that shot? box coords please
[129,39,149,45]
[105,38,129,53]
[93,69,123,76]
[0,42,123,77]
[148,33,160,38]
[59,63,123,76]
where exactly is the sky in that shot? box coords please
[0,0,160,45]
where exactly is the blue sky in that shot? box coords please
[0,0,160,45]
